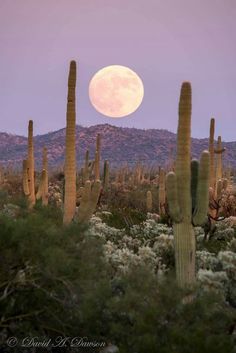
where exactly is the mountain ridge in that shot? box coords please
[0,124,235,169]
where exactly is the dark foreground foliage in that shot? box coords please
[0,206,235,353]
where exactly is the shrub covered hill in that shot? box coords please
[1,123,236,169]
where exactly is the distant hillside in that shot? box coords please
[0,124,235,169]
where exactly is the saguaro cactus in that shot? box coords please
[158,168,166,215]
[166,82,210,288]
[146,190,153,212]
[209,118,215,189]
[103,160,110,191]
[77,180,101,223]
[63,60,77,225]
[94,134,101,181]
[22,159,30,196]
[27,120,36,207]
[215,136,225,182]
[83,150,90,183]
[36,147,48,203]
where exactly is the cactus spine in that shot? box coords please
[63,60,77,225]
[27,120,36,207]
[166,82,210,288]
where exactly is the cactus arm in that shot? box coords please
[192,151,210,226]
[166,172,182,223]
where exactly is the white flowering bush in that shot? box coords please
[88,215,174,275]
[87,213,236,305]
[197,269,229,298]
[196,250,221,271]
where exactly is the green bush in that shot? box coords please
[0,207,235,352]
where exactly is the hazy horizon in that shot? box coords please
[1,0,236,140]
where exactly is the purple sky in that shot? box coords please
[0,0,236,140]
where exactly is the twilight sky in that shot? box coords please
[0,0,236,140]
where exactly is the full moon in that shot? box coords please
[89,65,144,118]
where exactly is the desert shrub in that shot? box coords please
[100,207,146,229]
[104,185,159,214]
[0,211,112,352]
[105,268,235,353]
[0,208,236,352]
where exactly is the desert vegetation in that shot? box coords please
[0,61,236,352]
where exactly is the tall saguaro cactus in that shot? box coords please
[63,60,77,225]
[27,120,36,207]
[22,159,30,197]
[209,118,215,189]
[95,134,101,181]
[215,135,225,182]
[166,82,210,288]
[103,160,110,191]
[158,168,166,215]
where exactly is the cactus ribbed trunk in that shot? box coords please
[27,120,35,207]
[146,190,153,212]
[83,150,89,183]
[174,223,196,287]
[166,83,210,288]
[215,136,223,182]
[63,60,77,225]
[209,118,215,189]
[176,83,192,222]
[22,159,30,196]
[43,147,48,202]
[94,151,100,181]
[174,82,195,287]
[103,160,109,190]
[94,134,101,181]
[41,169,48,206]
[158,168,165,214]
